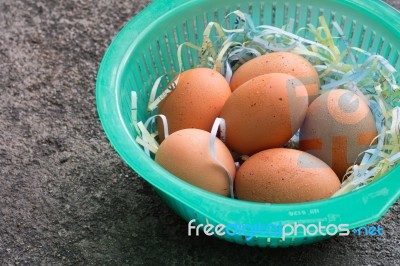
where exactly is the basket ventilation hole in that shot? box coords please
[272,2,277,26]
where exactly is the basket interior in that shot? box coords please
[122,0,399,132]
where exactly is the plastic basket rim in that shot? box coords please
[96,0,400,231]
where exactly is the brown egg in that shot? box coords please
[157,68,231,141]
[220,73,309,155]
[299,89,377,179]
[155,128,236,196]
[235,148,341,203]
[230,52,320,103]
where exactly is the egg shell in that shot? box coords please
[220,73,309,155]
[230,52,320,103]
[299,89,377,179]
[157,68,231,141]
[235,148,341,203]
[155,128,236,196]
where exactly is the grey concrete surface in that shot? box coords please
[1,0,399,265]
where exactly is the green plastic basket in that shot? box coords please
[96,0,400,247]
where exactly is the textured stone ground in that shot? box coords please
[0,0,399,265]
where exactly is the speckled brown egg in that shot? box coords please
[155,128,236,196]
[299,89,377,179]
[220,73,309,156]
[157,68,231,141]
[230,52,320,103]
[235,148,341,203]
